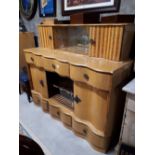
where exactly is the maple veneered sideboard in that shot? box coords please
[24,21,134,152]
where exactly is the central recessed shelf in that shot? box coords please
[46,71,74,109]
[51,94,73,109]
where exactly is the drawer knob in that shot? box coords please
[74,95,81,104]
[90,39,96,45]
[31,57,34,62]
[52,64,56,69]
[83,73,89,81]
[39,80,44,87]
[57,111,60,116]
[83,129,87,135]
[49,35,52,40]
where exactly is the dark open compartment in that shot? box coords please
[46,71,74,109]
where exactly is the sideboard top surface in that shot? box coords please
[24,48,132,74]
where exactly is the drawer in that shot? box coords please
[32,92,41,106]
[61,113,72,127]
[41,99,49,112]
[25,53,43,68]
[49,105,60,118]
[25,53,35,64]
[72,119,110,151]
[70,65,112,91]
[43,57,70,77]
[88,131,110,150]
[33,55,43,68]
[72,120,88,137]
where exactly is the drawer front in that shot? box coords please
[43,58,70,77]
[70,65,112,91]
[61,113,72,127]
[25,53,43,68]
[32,93,41,106]
[72,120,88,137]
[72,119,110,151]
[49,105,60,118]
[33,55,43,68]
[25,53,35,64]
[88,131,110,150]
[41,99,49,112]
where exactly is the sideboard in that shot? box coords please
[24,22,134,152]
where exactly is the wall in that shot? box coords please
[21,0,69,36]
[21,0,135,36]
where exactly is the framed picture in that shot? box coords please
[19,0,38,20]
[39,0,56,17]
[62,0,120,15]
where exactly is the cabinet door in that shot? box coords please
[74,82,109,132]
[88,26,124,61]
[30,66,48,98]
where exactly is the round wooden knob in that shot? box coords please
[52,64,56,69]
[83,73,89,81]
[31,57,34,62]
[90,39,96,45]
[83,129,87,135]
[57,111,60,116]
[49,35,52,40]
[39,80,44,87]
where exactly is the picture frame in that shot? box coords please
[39,0,56,17]
[19,0,38,20]
[62,0,121,16]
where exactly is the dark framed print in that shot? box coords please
[19,0,38,20]
[62,0,120,15]
[39,0,56,17]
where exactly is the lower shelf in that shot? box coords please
[52,94,74,110]
[31,90,111,153]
